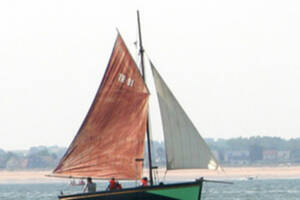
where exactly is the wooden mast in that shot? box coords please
[137,10,154,186]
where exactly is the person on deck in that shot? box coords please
[107,177,117,190]
[106,177,123,190]
[141,177,148,187]
[83,177,96,193]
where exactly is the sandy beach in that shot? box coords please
[1,166,300,183]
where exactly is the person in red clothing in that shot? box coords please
[141,177,148,187]
[107,177,117,190]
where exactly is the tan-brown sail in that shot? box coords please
[53,34,149,180]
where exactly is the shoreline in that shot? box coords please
[162,166,300,180]
[1,166,300,183]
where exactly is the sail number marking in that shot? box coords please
[118,73,134,87]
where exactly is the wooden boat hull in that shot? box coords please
[59,179,203,200]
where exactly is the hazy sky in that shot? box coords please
[1,0,300,150]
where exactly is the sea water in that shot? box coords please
[0,179,300,200]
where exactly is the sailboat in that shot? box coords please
[52,11,221,200]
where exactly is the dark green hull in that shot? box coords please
[59,179,203,200]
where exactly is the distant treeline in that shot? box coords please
[206,136,300,151]
[1,137,300,170]
[147,137,300,166]
[206,136,300,163]
[0,146,66,170]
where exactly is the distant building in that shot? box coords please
[224,151,249,163]
[263,150,277,161]
[277,151,290,161]
[291,149,300,163]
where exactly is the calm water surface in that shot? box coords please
[0,179,300,200]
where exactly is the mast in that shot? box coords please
[137,10,154,186]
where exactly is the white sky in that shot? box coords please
[1,0,300,150]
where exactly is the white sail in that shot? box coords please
[150,62,220,170]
